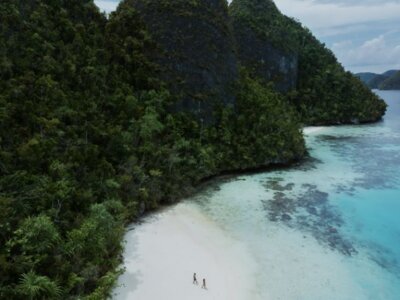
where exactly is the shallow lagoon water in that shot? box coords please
[190,90,400,299]
[114,91,400,299]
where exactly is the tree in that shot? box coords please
[17,271,62,300]
[6,215,60,269]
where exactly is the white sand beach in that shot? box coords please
[303,126,327,135]
[112,202,259,300]
[112,96,400,300]
[112,173,400,300]
[111,200,374,300]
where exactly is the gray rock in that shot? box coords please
[129,0,238,123]
[230,0,298,92]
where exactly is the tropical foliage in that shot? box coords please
[0,0,387,298]
[0,0,304,298]
[229,0,387,124]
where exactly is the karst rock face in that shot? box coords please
[230,0,298,93]
[233,25,298,92]
[128,0,238,122]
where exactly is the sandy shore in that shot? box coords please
[303,126,327,135]
[112,202,259,300]
[112,118,400,299]
[112,176,399,300]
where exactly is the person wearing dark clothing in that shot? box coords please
[193,273,198,285]
[202,278,207,289]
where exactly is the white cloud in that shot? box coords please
[332,34,400,72]
[275,0,400,33]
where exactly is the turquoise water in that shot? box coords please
[189,90,400,299]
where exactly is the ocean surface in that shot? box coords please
[115,90,400,299]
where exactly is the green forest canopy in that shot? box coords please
[229,0,387,124]
[0,0,304,298]
[0,0,386,298]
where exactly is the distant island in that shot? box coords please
[356,70,400,90]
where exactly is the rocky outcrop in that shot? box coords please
[230,0,298,92]
[127,0,238,122]
[230,0,386,125]
[119,0,386,125]
[233,25,298,92]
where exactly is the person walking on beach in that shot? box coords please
[193,273,198,285]
[202,278,207,289]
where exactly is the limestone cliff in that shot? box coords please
[127,0,238,122]
[229,0,387,124]
[230,0,298,92]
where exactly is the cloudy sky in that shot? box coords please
[94,0,400,74]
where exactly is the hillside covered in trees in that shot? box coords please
[356,70,400,90]
[128,0,238,123]
[0,0,386,298]
[0,0,304,298]
[230,0,387,125]
[380,71,400,90]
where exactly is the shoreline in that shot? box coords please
[112,177,393,300]
[303,126,327,135]
[112,202,259,300]
[110,125,339,300]
[111,122,400,300]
